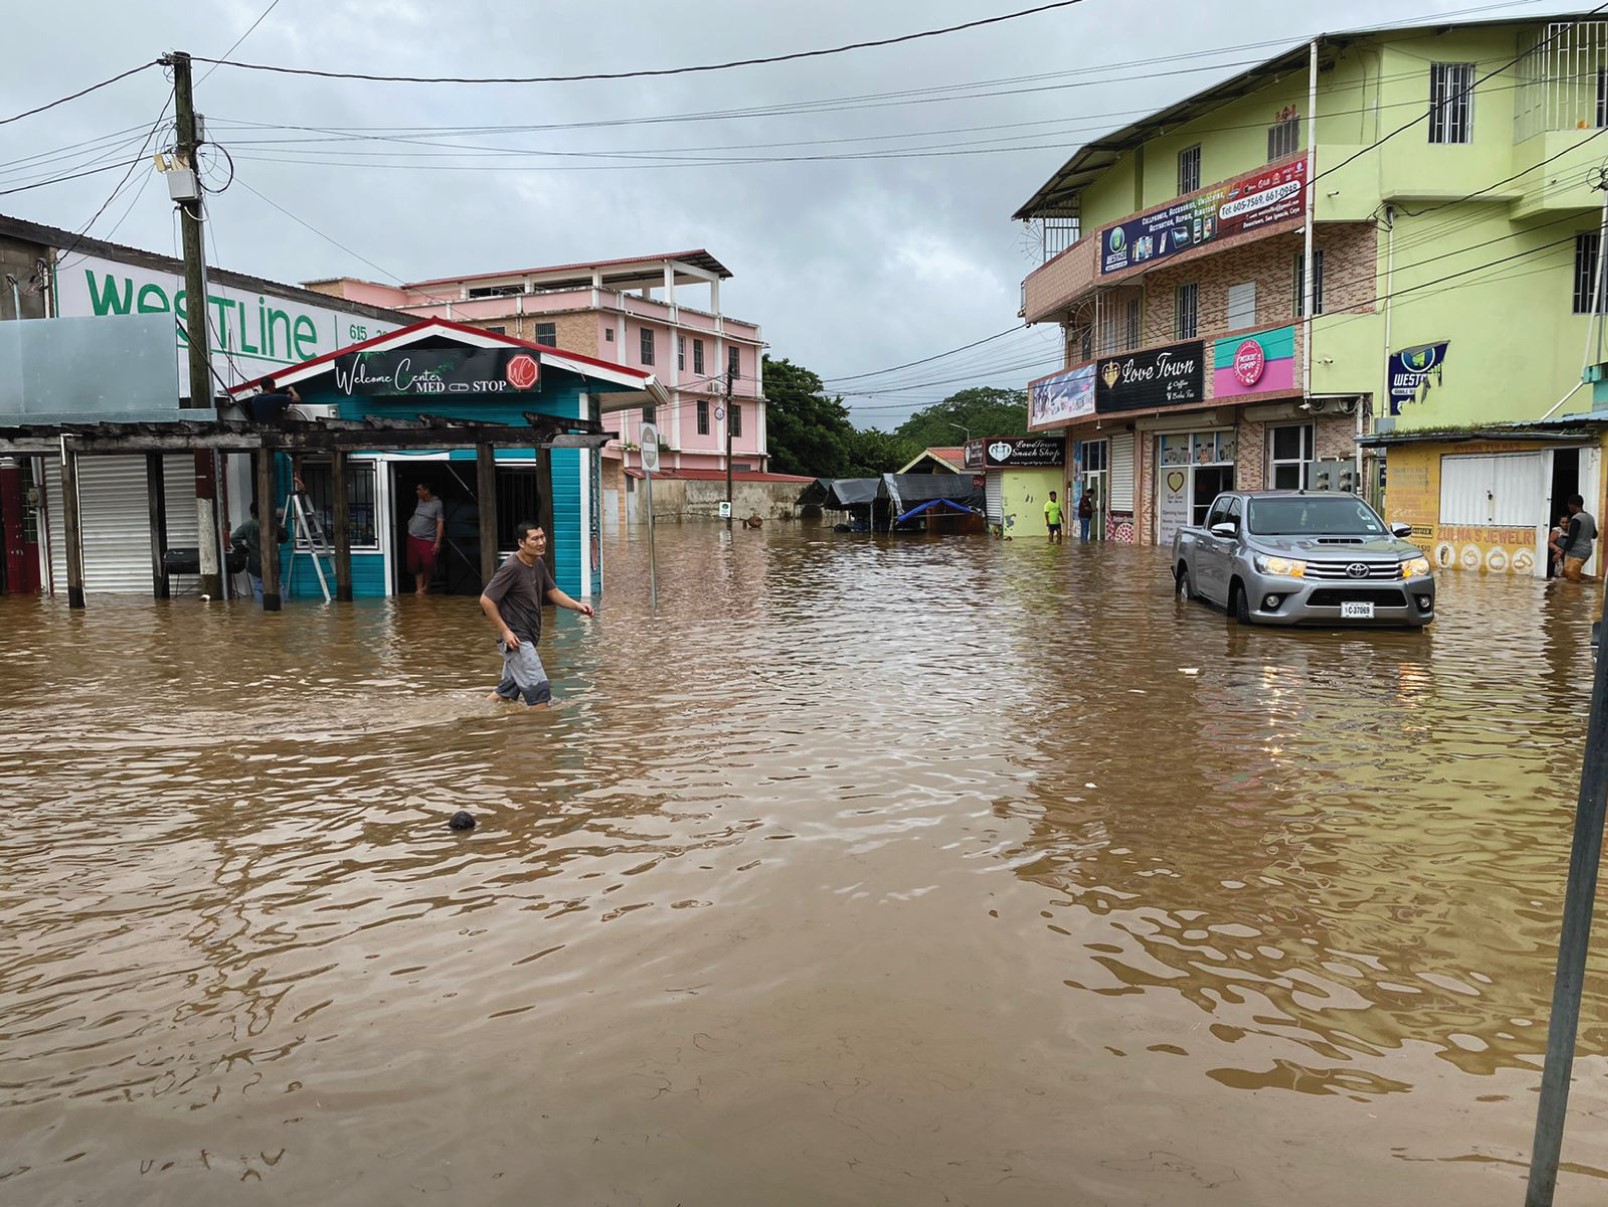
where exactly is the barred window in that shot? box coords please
[1175,283,1198,340]
[1178,144,1201,194]
[1575,232,1607,314]
[697,399,710,435]
[728,345,741,380]
[1294,250,1326,317]
[1429,63,1476,144]
[639,328,655,366]
[693,338,705,375]
[534,322,557,347]
[293,459,379,549]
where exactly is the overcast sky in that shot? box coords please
[0,0,1578,427]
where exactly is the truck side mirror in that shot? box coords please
[1390,522,1412,538]
[1209,522,1237,538]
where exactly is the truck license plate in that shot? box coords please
[1341,601,1375,619]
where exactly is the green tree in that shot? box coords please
[762,356,857,478]
[893,386,1030,452]
[843,428,918,477]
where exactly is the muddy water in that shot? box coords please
[3,525,1608,1206]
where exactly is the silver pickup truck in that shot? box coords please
[1172,490,1435,626]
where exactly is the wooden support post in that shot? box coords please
[536,443,555,573]
[147,452,169,600]
[59,443,85,609]
[330,449,352,602]
[476,442,498,588]
[255,449,281,612]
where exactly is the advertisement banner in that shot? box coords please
[55,252,401,398]
[330,347,542,397]
[1028,363,1096,428]
[1388,341,1449,415]
[1095,341,1204,413]
[964,436,1065,469]
[1100,158,1307,275]
[1211,325,1297,399]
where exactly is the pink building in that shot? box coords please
[304,252,766,498]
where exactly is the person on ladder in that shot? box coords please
[407,483,445,596]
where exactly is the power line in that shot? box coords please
[52,89,175,272]
[0,61,158,129]
[194,0,1089,84]
[232,175,412,284]
[198,0,285,85]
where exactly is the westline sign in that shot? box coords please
[1095,342,1205,413]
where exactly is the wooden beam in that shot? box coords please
[331,449,353,602]
[146,452,169,600]
[476,442,498,589]
[58,445,85,609]
[255,449,281,612]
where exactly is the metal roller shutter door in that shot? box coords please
[1109,431,1135,510]
[45,456,202,594]
[985,471,1004,524]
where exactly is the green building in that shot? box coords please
[1016,13,1608,562]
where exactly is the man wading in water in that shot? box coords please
[479,522,593,707]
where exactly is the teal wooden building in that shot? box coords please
[227,320,665,599]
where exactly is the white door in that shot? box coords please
[1582,445,1603,576]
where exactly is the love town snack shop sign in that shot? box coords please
[331,347,542,397]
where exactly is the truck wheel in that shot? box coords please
[1176,564,1195,601]
[1231,582,1254,625]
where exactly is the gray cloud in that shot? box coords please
[0,0,1564,426]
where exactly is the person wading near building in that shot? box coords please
[230,501,290,605]
[1044,490,1064,543]
[407,483,446,595]
[480,522,593,708]
[1562,494,1599,583]
[1077,490,1095,542]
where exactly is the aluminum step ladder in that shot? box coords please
[283,489,334,602]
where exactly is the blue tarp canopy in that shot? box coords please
[894,498,980,525]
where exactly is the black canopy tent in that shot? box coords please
[799,474,984,532]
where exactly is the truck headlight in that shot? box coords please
[1401,556,1431,578]
[1254,555,1307,577]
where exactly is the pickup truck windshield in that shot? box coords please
[1246,496,1386,536]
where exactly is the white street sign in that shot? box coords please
[639,422,660,473]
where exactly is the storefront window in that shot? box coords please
[1269,423,1315,489]
[295,459,379,549]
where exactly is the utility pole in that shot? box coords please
[166,50,223,599]
[723,360,737,530]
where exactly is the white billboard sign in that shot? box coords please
[53,253,402,398]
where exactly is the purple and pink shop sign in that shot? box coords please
[1210,324,1296,398]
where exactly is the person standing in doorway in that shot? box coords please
[479,522,593,707]
[1562,494,1598,582]
[407,483,445,595]
[1044,491,1064,543]
[1077,490,1095,542]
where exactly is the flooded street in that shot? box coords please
[6,522,1608,1206]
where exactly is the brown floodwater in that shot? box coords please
[4,523,1608,1206]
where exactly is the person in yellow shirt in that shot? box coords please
[1044,490,1064,543]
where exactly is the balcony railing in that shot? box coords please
[1515,21,1608,140]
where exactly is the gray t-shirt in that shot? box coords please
[482,553,556,646]
[1568,511,1598,559]
[407,496,444,540]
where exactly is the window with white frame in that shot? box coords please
[1575,231,1607,313]
[730,404,743,438]
[697,399,710,435]
[640,328,655,365]
[294,459,379,549]
[1269,423,1315,490]
[678,334,686,370]
[1267,115,1300,161]
[693,338,705,375]
[1429,62,1476,144]
[534,322,557,347]
[1175,282,1198,340]
[728,345,741,380]
[1178,144,1201,194]
[1294,250,1325,317]
[1227,282,1257,331]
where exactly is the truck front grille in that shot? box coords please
[1304,559,1400,581]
